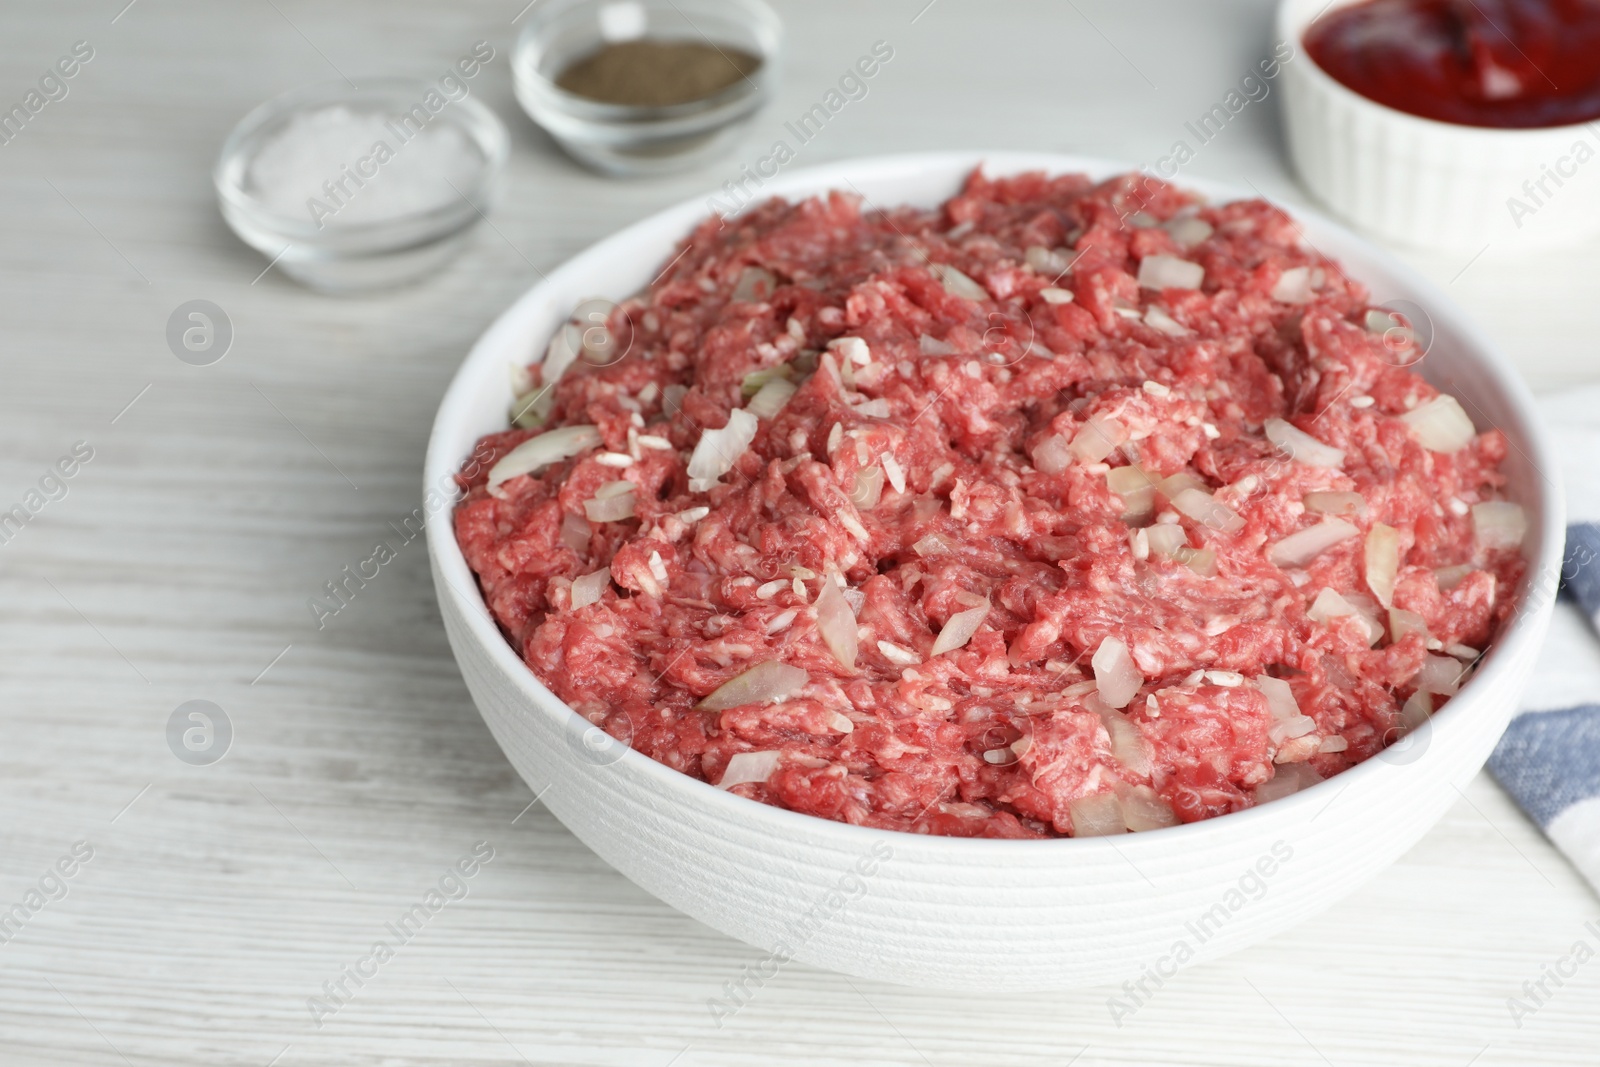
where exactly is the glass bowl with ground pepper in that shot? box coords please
[514,0,781,176]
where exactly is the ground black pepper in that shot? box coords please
[555,40,761,107]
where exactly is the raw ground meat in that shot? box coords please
[454,168,1526,839]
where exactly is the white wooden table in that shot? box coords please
[3,2,1597,1064]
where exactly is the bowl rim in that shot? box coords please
[1278,0,1600,140]
[425,149,1565,854]
[213,76,510,245]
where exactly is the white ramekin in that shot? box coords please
[425,151,1563,990]
[1279,0,1600,251]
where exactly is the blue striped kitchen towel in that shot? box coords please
[1487,387,1600,893]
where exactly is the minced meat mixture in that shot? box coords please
[454,168,1526,839]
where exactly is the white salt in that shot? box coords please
[246,105,482,228]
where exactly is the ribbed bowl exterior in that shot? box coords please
[425,152,1563,990]
[1279,0,1600,251]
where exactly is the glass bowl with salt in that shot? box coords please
[215,78,508,292]
[514,0,781,176]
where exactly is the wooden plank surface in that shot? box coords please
[2,2,1597,1064]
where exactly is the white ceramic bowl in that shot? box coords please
[1279,0,1600,251]
[425,151,1563,990]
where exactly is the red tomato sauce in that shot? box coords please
[1305,0,1600,128]
[455,169,1525,838]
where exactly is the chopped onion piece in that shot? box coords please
[1031,434,1074,474]
[731,267,776,303]
[1025,245,1076,275]
[919,333,957,356]
[1157,472,1208,499]
[829,336,871,365]
[699,661,808,712]
[1106,465,1158,522]
[1269,518,1358,568]
[1318,735,1349,753]
[1257,675,1300,721]
[932,263,989,301]
[1146,523,1188,558]
[1344,589,1382,615]
[877,640,921,665]
[1271,266,1315,304]
[584,491,636,523]
[1472,501,1527,551]
[1069,791,1127,837]
[746,377,797,419]
[540,322,583,387]
[1398,690,1432,736]
[488,425,602,488]
[570,567,611,609]
[1435,564,1474,591]
[575,299,619,364]
[1144,306,1191,337]
[1069,417,1129,463]
[1255,763,1323,803]
[1308,588,1383,645]
[510,384,553,429]
[814,576,858,671]
[1097,709,1152,776]
[1171,487,1245,534]
[741,364,793,396]
[716,750,781,789]
[1270,714,1318,744]
[560,511,591,552]
[1401,394,1475,453]
[1389,607,1429,643]
[850,465,885,510]
[931,601,990,657]
[1137,254,1204,290]
[1116,783,1180,830]
[1264,418,1345,468]
[1092,636,1142,709]
[1304,491,1367,518]
[1165,216,1214,248]
[1040,287,1074,304]
[687,409,758,492]
[1365,523,1400,607]
[881,454,906,494]
[1415,654,1465,696]
[1177,547,1217,576]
